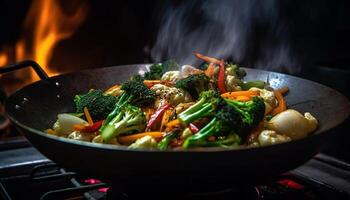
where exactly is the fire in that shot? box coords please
[0,0,88,81]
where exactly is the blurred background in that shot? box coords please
[0,0,349,159]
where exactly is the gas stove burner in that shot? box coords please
[0,156,349,200]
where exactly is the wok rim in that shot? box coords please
[5,64,350,153]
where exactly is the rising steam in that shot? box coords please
[151,0,312,74]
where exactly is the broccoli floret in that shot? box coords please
[101,104,146,142]
[175,74,210,99]
[157,130,179,150]
[144,63,163,80]
[182,105,243,148]
[200,133,241,148]
[74,90,118,120]
[100,79,156,131]
[144,60,179,80]
[121,79,156,106]
[224,96,265,138]
[130,74,145,82]
[177,90,223,125]
[226,63,246,80]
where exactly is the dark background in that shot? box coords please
[0,0,349,160]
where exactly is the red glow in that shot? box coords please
[98,187,109,193]
[278,179,304,190]
[84,178,101,184]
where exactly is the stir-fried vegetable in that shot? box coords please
[46,52,318,150]
[177,90,222,126]
[74,90,118,121]
[101,104,146,142]
[175,74,210,100]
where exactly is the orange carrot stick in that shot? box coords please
[235,95,251,102]
[221,90,259,98]
[271,90,286,115]
[275,86,289,95]
[118,132,165,144]
[166,119,181,127]
[205,63,216,77]
[105,85,121,93]
[193,52,222,65]
[84,107,94,125]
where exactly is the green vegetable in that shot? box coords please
[100,79,156,131]
[157,131,179,150]
[143,59,179,80]
[225,96,265,138]
[178,90,223,125]
[175,74,210,99]
[225,63,246,80]
[74,90,118,120]
[197,62,209,70]
[101,104,146,142]
[239,80,267,90]
[183,105,243,148]
[200,133,241,148]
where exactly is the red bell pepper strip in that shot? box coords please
[147,103,171,129]
[82,120,104,132]
[188,123,199,133]
[217,62,227,94]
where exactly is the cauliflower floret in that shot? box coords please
[128,135,157,149]
[161,71,181,83]
[180,65,203,78]
[225,75,242,91]
[267,109,318,140]
[250,87,278,107]
[67,131,95,142]
[92,135,118,144]
[258,130,292,146]
[151,84,192,106]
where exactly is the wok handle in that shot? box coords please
[0,60,48,80]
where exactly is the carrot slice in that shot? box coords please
[73,124,86,132]
[271,90,286,115]
[45,128,56,135]
[166,119,181,127]
[105,84,121,93]
[160,109,173,131]
[221,90,259,98]
[118,132,165,144]
[205,63,216,77]
[275,86,289,95]
[235,95,251,102]
[84,107,94,125]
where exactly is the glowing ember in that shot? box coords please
[0,53,8,67]
[84,178,101,184]
[0,0,88,81]
[98,187,109,193]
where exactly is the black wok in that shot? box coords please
[1,60,350,190]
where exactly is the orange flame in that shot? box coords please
[0,0,88,81]
[0,53,7,66]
